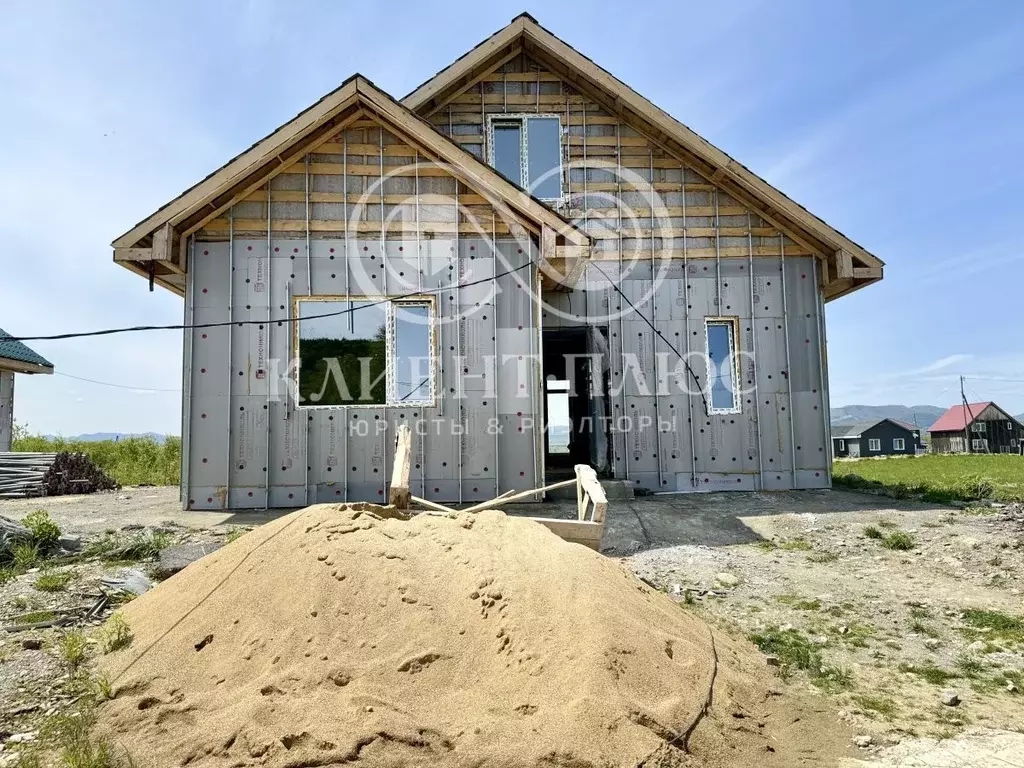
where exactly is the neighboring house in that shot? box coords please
[929,402,1023,454]
[110,14,884,510]
[831,419,921,458]
[0,329,55,451]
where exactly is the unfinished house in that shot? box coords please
[111,14,883,510]
[0,330,54,451]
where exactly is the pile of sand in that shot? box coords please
[95,504,849,767]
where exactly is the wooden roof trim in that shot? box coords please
[353,78,587,246]
[402,15,884,282]
[114,78,363,249]
[113,72,588,285]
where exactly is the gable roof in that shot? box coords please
[403,13,884,301]
[0,328,54,374]
[831,418,919,439]
[112,74,589,296]
[927,402,1015,433]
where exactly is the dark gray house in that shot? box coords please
[832,419,921,458]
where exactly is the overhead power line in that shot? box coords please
[54,371,180,393]
[1,260,537,343]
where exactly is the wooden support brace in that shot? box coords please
[388,424,412,509]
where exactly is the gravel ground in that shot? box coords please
[626,500,1024,759]
[1,486,1022,766]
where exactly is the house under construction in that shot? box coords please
[111,14,883,510]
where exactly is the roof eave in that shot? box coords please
[403,15,884,298]
[0,357,54,375]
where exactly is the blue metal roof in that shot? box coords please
[0,328,54,371]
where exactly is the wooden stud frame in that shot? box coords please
[290,293,438,409]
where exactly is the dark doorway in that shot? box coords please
[542,327,610,472]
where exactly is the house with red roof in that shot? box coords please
[928,402,1023,454]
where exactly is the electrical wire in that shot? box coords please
[54,371,180,393]
[0,259,538,343]
[590,262,710,413]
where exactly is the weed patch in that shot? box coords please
[750,626,852,690]
[100,613,133,653]
[881,530,915,551]
[864,526,883,540]
[960,608,1024,644]
[899,662,957,686]
[34,569,77,593]
[59,630,88,671]
[23,509,61,549]
[851,694,898,718]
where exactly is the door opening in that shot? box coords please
[541,327,610,472]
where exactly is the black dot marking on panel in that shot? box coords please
[373,468,379,474]
[327,467,332,472]
[328,415,334,421]
[239,406,245,411]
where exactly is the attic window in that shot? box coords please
[487,115,563,201]
[295,297,436,407]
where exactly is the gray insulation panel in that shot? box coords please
[569,255,829,493]
[183,235,829,508]
[185,236,542,510]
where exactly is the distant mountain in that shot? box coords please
[830,405,946,431]
[42,432,171,443]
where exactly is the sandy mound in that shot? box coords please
[95,504,849,767]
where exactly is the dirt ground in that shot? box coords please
[1,486,1022,766]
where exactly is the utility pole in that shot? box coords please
[960,375,979,454]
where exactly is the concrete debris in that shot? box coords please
[941,690,961,707]
[155,542,224,577]
[854,734,874,748]
[715,572,741,588]
[100,567,155,596]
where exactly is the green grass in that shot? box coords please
[34,569,77,592]
[12,434,180,487]
[959,608,1024,644]
[100,613,133,654]
[83,530,174,563]
[864,525,883,539]
[833,454,1024,503]
[899,662,957,686]
[13,610,57,625]
[0,567,14,586]
[851,694,898,718]
[11,541,40,570]
[881,530,916,550]
[23,509,61,549]
[775,594,823,611]
[749,626,853,690]
[58,630,88,671]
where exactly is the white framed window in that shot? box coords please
[487,114,563,201]
[294,296,436,408]
[893,438,905,451]
[971,422,986,433]
[868,438,881,451]
[1011,438,1018,448]
[838,439,846,451]
[972,438,987,451]
[704,317,741,414]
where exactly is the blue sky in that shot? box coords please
[2,0,1022,436]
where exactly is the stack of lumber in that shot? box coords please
[0,451,119,498]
